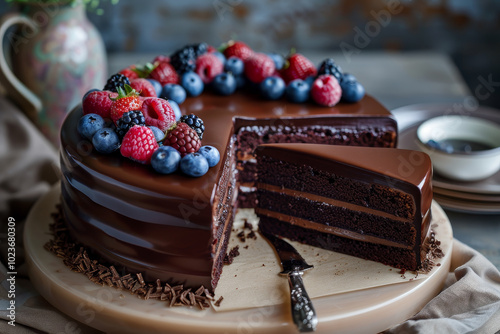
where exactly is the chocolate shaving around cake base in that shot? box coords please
[223,246,240,265]
[45,205,216,310]
[418,229,444,274]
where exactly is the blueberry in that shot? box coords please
[212,51,226,65]
[180,153,209,177]
[167,99,182,121]
[92,128,120,154]
[148,126,165,142]
[305,75,315,87]
[224,56,244,76]
[267,53,284,70]
[146,79,163,97]
[285,79,310,103]
[82,89,100,103]
[78,113,105,140]
[260,76,285,100]
[198,145,220,167]
[151,146,181,174]
[340,80,365,103]
[161,84,186,104]
[212,73,237,96]
[181,72,204,97]
[341,73,357,83]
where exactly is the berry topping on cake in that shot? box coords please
[110,85,143,124]
[212,73,237,96]
[92,128,121,154]
[120,125,159,164]
[244,53,275,84]
[161,84,187,104]
[198,145,220,167]
[78,113,105,140]
[317,58,343,83]
[179,114,205,140]
[222,41,254,61]
[148,62,179,86]
[164,122,201,157]
[196,53,224,84]
[280,53,317,84]
[181,72,204,97]
[267,53,285,70]
[340,78,365,103]
[103,73,131,93]
[130,78,157,97]
[151,146,181,174]
[82,90,117,118]
[260,76,286,100]
[153,55,170,64]
[115,110,146,138]
[119,67,139,80]
[180,153,209,177]
[285,79,311,103]
[148,126,166,142]
[311,74,342,107]
[224,56,244,76]
[140,97,176,132]
[170,43,208,74]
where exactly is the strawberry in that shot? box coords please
[244,53,275,84]
[163,122,201,157]
[110,85,143,124]
[280,53,317,84]
[119,67,139,80]
[120,125,159,164]
[82,90,117,119]
[141,97,176,131]
[311,74,342,107]
[148,62,179,86]
[130,78,157,97]
[222,41,253,61]
[195,53,224,84]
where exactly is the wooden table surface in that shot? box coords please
[109,51,500,269]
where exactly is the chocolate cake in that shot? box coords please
[256,144,433,270]
[60,92,397,290]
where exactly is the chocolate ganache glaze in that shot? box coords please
[60,92,397,289]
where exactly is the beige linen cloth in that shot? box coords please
[0,97,499,333]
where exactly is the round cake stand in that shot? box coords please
[25,184,453,334]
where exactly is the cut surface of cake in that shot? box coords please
[256,144,433,270]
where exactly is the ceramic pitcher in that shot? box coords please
[0,1,107,146]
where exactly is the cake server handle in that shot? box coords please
[287,270,318,332]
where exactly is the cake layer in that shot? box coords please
[255,144,432,270]
[60,93,397,289]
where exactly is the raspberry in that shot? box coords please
[317,58,343,83]
[140,97,176,132]
[103,73,131,93]
[120,125,159,164]
[153,55,170,64]
[179,114,205,139]
[115,110,146,138]
[130,78,157,97]
[311,74,342,107]
[195,53,224,84]
[163,123,201,157]
[223,41,253,61]
[148,62,179,86]
[82,90,117,119]
[119,67,139,80]
[244,53,275,84]
[280,53,317,84]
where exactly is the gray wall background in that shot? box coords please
[2,0,499,108]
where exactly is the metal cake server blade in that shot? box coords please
[260,229,318,332]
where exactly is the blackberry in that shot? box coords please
[317,58,343,83]
[115,110,146,138]
[170,43,208,74]
[103,73,130,93]
[179,114,205,140]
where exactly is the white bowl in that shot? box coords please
[416,115,500,181]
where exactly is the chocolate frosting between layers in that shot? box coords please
[60,92,397,288]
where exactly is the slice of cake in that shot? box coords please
[256,144,433,270]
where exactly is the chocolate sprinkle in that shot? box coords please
[214,296,224,307]
[45,205,216,309]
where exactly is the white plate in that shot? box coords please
[25,184,453,334]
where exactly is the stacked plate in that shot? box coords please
[392,103,500,214]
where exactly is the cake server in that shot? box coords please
[260,230,318,332]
